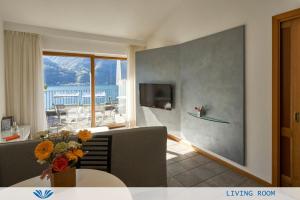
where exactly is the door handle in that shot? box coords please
[295,112,300,122]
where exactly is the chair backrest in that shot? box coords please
[77,135,112,172]
[104,105,115,111]
[54,104,66,113]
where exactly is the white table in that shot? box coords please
[0,125,31,143]
[12,169,126,187]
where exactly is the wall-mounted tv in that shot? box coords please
[139,83,173,110]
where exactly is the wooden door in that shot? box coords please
[280,18,300,186]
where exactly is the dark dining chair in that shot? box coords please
[77,135,112,173]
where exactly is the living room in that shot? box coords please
[0,0,300,199]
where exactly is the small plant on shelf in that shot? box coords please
[195,105,206,117]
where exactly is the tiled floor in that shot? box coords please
[167,139,262,187]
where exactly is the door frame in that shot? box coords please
[272,8,300,187]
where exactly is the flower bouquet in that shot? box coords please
[34,129,92,187]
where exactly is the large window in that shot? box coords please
[43,52,127,131]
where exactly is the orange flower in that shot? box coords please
[77,129,92,142]
[73,149,84,158]
[34,140,54,160]
[65,151,78,161]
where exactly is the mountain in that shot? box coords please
[43,56,127,86]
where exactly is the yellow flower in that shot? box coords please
[34,140,54,160]
[73,149,84,158]
[77,130,92,142]
[65,151,78,161]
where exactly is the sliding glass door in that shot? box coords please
[94,58,127,127]
[43,52,127,131]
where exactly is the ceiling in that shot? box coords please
[0,0,183,41]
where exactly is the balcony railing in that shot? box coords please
[44,85,119,111]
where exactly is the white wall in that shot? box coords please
[4,21,146,56]
[146,0,300,183]
[0,18,5,120]
[42,35,129,56]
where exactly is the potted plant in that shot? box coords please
[34,129,92,187]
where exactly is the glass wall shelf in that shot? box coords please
[187,112,230,124]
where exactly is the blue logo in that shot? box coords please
[33,189,54,199]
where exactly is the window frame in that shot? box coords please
[43,51,127,127]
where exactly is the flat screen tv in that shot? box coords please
[139,83,173,110]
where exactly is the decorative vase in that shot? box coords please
[50,167,76,187]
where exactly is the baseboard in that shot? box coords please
[167,134,272,187]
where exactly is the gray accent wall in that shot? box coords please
[136,26,245,165]
[136,46,181,135]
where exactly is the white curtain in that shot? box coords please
[126,45,145,127]
[4,30,46,135]
[126,45,138,127]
